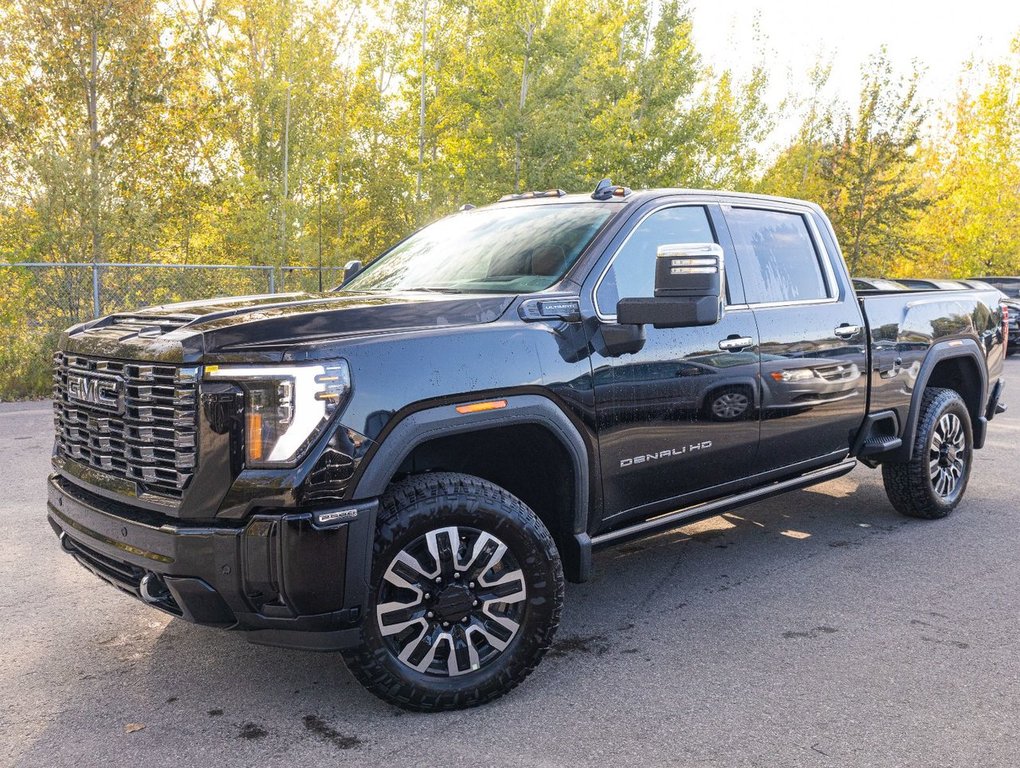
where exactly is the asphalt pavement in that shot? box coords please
[2,359,1019,767]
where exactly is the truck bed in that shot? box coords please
[860,287,1005,435]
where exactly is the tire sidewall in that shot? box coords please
[919,393,973,512]
[361,480,561,705]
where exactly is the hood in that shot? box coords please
[61,290,516,363]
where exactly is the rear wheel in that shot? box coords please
[341,472,563,711]
[881,388,973,519]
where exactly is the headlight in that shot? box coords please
[770,368,816,383]
[206,361,351,467]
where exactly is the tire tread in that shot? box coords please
[882,387,971,519]
[341,471,564,712]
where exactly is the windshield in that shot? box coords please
[340,204,613,294]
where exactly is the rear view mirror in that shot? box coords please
[616,242,724,328]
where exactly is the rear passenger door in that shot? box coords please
[721,203,868,472]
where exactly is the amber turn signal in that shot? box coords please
[247,412,264,462]
[455,399,508,414]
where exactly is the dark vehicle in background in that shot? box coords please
[852,277,910,292]
[971,278,1020,354]
[46,181,1008,711]
[975,276,1020,298]
[896,277,972,290]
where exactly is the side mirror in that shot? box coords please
[342,259,363,285]
[616,242,724,328]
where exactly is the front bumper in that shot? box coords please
[47,473,377,650]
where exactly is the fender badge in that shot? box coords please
[316,508,359,525]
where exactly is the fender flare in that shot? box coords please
[894,338,988,461]
[349,394,594,580]
[348,394,593,578]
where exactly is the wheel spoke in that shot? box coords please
[399,627,447,672]
[480,568,527,602]
[377,600,426,636]
[480,605,521,646]
[938,414,951,441]
[384,550,435,590]
[425,526,460,580]
[464,532,507,582]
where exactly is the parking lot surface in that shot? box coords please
[3,359,1019,767]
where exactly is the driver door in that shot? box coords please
[585,201,762,525]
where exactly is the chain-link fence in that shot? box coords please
[0,261,348,399]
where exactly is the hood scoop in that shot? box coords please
[74,314,196,342]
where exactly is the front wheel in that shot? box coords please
[705,386,752,421]
[341,472,563,711]
[881,387,973,519]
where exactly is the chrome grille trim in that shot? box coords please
[53,352,198,499]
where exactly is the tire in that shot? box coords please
[341,472,564,711]
[881,387,973,519]
[704,386,752,421]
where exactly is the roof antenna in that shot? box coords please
[591,178,615,200]
[591,178,631,200]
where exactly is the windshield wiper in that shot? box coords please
[400,286,466,294]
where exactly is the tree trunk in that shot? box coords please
[280,81,291,264]
[417,0,427,201]
[88,25,102,265]
[514,24,534,193]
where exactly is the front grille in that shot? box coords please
[53,352,198,499]
[815,363,857,382]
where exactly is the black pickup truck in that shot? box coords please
[47,182,1007,711]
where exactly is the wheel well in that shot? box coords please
[704,382,754,400]
[925,356,983,423]
[393,424,577,559]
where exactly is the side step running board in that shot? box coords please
[858,435,903,457]
[591,459,858,551]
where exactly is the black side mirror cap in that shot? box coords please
[617,295,722,328]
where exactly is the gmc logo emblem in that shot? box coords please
[67,373,123,413]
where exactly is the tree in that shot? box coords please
[909,36,1020,278]
[763,51,931,276]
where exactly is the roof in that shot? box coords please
[480,187,826,214]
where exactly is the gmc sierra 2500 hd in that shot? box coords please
[48,181,1007,711]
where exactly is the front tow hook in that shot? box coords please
[139,572,172,605]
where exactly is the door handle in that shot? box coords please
[834,324,862,339]
[718,335,754,351]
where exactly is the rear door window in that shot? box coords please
[725,208,829,304]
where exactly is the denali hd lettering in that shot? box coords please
[619,441,712,467]
[47,180,1007,712]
